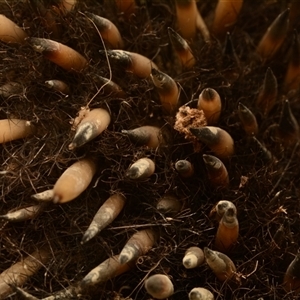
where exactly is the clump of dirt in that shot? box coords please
[174,105,206,151]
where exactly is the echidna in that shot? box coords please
[0,0,300,299]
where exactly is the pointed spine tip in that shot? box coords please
[183,257,192,268]
[118,254,129,265]
[201,88,216,101]
[81,233,90,245]
[68,142,75,150]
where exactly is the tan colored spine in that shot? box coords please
[102,50,157,78]
[256,68,278,115]
[95,76,126,98]
[86,13,124,49]
[0,82,23,98]
[189,287,214,300]
[212,0,243,40]
[283,253,300,294]
[31,189,54,202]
[27,37,88,72]
[190,126,234,160]
[0,15,28,44]
[175,0,199,40]
[289,0,300,29]
[122,126,163,149]
[115,0,136,18]
[277,99,299,146]
[81,193,126,244]
[210,200,237,222]
[198,88,221,125]
[237,103,258,136]
[175,160,194,178]
[0,248,51,299]
[204,247,239,282]
[118,229,156,264]
[203,154,229,188]
[80,255,133,289]
[45,80,70,95]
[168,27,196,69]
[256,9,290,60]
[0,119,35,144]
[214,207,239,253]
[53,158,96,203]
[16,254,133,299]
[144,274,174,299]
[125,157,155,180]
[69,108,111,150]
[196,10,211,42]
[9,286,39,300]
[0,204,45,222]
[182,246,205,269]
[284,33,300,91]
[156,195,182,215]
[150,68,179,114]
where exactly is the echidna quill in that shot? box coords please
[1,1,300,299]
